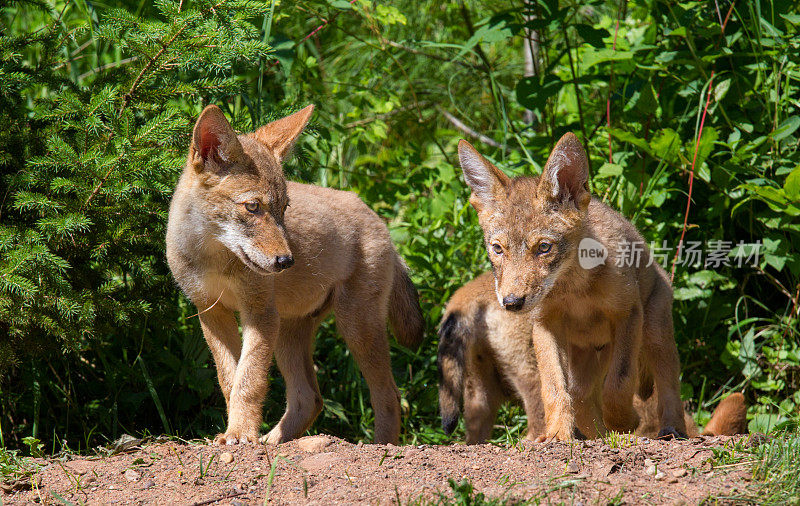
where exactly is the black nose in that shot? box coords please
[275,255,294,271]
[502,294,525,311]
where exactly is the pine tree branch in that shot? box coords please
[84,2,223,210]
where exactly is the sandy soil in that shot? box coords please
[3,434,757,505]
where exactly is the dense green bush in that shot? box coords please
[1,0,798,451]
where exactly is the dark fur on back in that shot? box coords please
[437,311,467,434]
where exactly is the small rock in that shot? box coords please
[673,468,688,478]
[604,462,620,476]
[645,465,657,476]
[655,471,666,480]
[83,476,97,485]
[644,458,654,467]
[142,479,155,489]
[566,461,579,474]
[220,452,234,464]
[668,477,679,484]
[297,435,332,453]
[124,469,140,482]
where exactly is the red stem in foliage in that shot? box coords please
[300,0,357,43]
[670,70,715,283]
[669,1,735,282]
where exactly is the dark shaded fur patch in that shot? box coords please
[617,359,629,381]
[437,312,464,380]
[442,413,459,435]
[657,426,688,440]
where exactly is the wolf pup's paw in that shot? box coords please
[259,428,287,445]
[657,426,688,440]
[535,424,578,443]
[214,430,259,445]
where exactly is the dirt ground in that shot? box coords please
[3,434,757,505]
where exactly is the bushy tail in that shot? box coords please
[437,310,468,435]
[388,257,424,349]
[702,392,748,436]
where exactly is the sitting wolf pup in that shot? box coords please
[166,105,423,445]
[457,134,687,441]
[438,272,748,443]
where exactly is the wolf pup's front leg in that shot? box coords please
[531,324,577,441]
[602,304,643,433]
[216,304,278,445]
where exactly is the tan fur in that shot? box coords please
[700,393,748,436]
[458,134,688,441]
[438,274,748,442]
[166,105,423,445]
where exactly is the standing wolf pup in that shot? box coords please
[438,272,748,443]
[457,134,685,441]
[167,105,423,445]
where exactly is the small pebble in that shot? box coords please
[567,461,579,474]
[673,468,688,478]
[124,469,140,482]
[220,452,234,464]
[645,465,657,476]
[142,479,155,490]
[655,471,666,480]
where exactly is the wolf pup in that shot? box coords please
[166,105,424,445]
[438,273,748,443]
[457,134,685,441]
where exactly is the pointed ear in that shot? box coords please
[192,104,243,170]
[458,140,511,213]
[251,105,315,162]
[539,133,591,211]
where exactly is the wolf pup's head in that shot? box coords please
[458,133,591,312]
[187,104,314,274]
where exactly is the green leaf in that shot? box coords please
[596,162,623,178]
[784,165,800,200]
[580,47,634,69]
[329,0,353,9]
[649,128,680,163]
[771,116,800,141]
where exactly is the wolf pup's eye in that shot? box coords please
[491,243,503,255]
[537,242,552,254]
[244,201,260,213]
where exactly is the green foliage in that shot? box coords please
[711,430,800,503]
[1,0,799,451]
[1,0,270,447]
